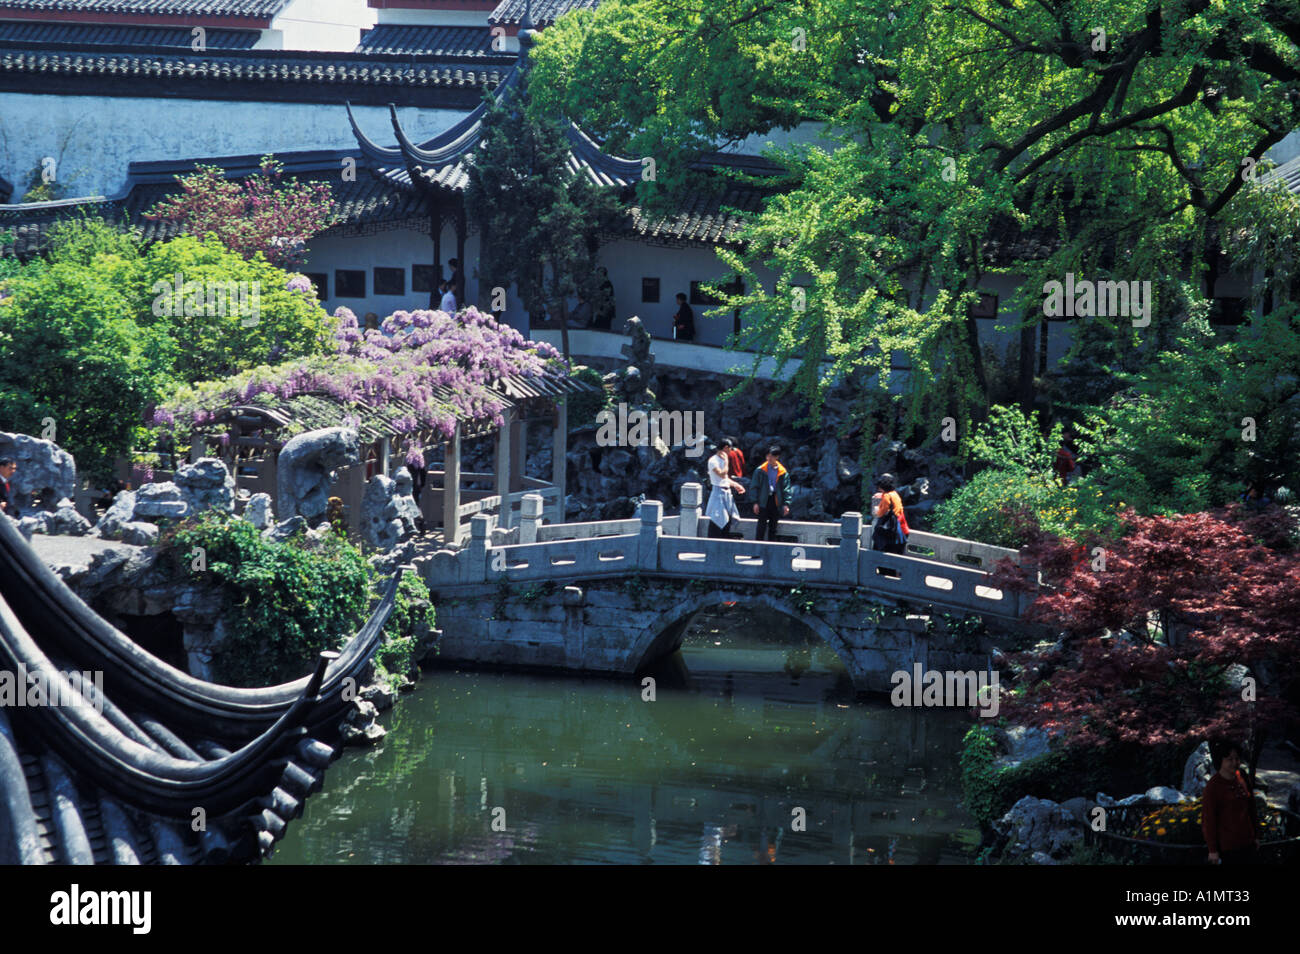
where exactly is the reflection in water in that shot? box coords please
[270,605,981,865]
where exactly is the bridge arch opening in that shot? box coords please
[629,590,858,694]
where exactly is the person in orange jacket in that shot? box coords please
[872,473,908,554]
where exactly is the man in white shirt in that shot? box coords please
[439,281,457,314]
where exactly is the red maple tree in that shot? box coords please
[145,156,338,269]
[990,505,1300,749]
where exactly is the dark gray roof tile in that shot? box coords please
[0,0,291,18]
[489,0,600,27]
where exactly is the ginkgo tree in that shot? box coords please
[530,0,1300,453]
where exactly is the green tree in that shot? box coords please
[0,261,176,478]
[465,69,623,362]
[135,234,334,382]
[530,0,1300,447]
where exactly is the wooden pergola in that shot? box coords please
[192,372,596,544]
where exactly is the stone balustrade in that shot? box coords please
[421,483,1030,620]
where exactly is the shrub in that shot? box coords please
[934,468,1120,548]
[168,511,432,687]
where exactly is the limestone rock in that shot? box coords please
[95,490,138,538]
[18,512,54,536]
[1181,741,1213,797]
[994,796,1084,859]
[243,493,274,530]
[118,521,159,546]
[175,457,235,514]
[995,725,1052,770]
[52,498,93,536]
[133,481,189,520]
[362,469,420,550]
[0,431,77,514]
[277,427,360,525]
[1144,785,1189,805]
[263,515,307,543]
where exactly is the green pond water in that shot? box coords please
[269,606,981,865]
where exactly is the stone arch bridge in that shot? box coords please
[421,484,1039,693]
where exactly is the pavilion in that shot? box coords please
[191,368,597,545]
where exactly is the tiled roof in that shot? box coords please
[0,149,432,258]
[0,0,290,18]
[355,24,511,61]
[0,47,504,96]
[0,514,401,865]
[488,0,600,26]
[1261,155,1300,194]
[629,184,768,246]
[0,21,260,48]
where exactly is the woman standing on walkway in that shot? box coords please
[1203,739,1259,864]
[705,439,744,538]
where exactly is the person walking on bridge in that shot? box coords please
[706,440,744,538]
[751,445,792,541]
[871,473,908,554]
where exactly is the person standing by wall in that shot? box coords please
[1202,739,1260,864]
[751,445,791,541]
[672,292,695,341]
[592,267,617,330]
[448,258,466,305]
[439,280,458,314]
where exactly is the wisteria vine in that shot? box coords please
[152,305,565,467]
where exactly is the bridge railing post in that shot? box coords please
[468,514,492,583]
[637,499,663,571]
[519,493,544,544]
[679,482,702,538]
[838,511,862,585]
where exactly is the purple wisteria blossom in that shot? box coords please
[155,305,569,445]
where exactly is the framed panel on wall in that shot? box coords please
[373,267,406,296]
[335,269,366,298]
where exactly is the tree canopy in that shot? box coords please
[530,0,1300,449]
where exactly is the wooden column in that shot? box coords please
[456,204,467,305]
[494,409,513,530]
[509,415,526,493]
[552,397,567,524]
[443,422,461,546]
[430,204,443,310]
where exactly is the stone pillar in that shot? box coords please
[495,409,513,530]
[637,499,663,570]
[519,493,544,544]
[379,437,391,478]
[679,482,702,538]
[443,423,461,546]
[468,514,491,582]
[551,397,567,524]
[838,511,862,585]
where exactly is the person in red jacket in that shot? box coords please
[1202,738,1259,864]
[724,436,746,490]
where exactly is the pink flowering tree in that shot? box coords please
[145,156,339,270]
[152,305,565,468]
